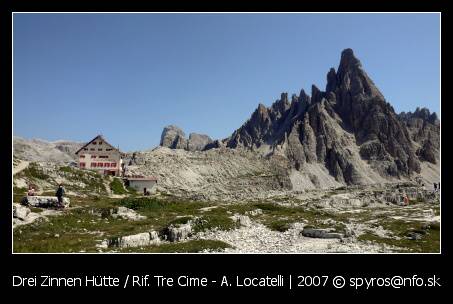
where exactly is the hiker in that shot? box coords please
[433,183,437,192]
[143,187,147,196]
[55,184,65,208]
[438,182,440,191]
[27,185,35,196]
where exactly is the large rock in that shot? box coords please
[231,214,252,227]
[301,228,344,239]
[25,196,70,208]
[13,203,30,220]
[168,222,192,242]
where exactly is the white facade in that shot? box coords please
[76,135,123,176]
[128,179,157,194]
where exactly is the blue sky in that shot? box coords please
[13,13,440,152]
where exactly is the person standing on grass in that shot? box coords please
[56,183,65,208]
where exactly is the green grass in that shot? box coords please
[58,166,108,194]
[192,213,238,233]
[109,178,127,195]
[14,196,237,253]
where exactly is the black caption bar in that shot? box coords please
[11,274,442,290]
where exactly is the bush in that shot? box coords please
[109,178,127,195]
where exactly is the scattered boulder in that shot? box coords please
[231,214,252,227]
[301,227,344,239]
[246,209,263,216]
[112,206,146,221]
[167,222,193,242]
[407,232,423,241]
[13,203,30,220]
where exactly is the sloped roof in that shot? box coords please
[75,135,120,155]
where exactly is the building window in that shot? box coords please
[99,155,108,159]
[111,163,117,168]
[91,155,96,159]
[98,148,102,151]
[91,163,97,168]
[97,162,103,167]
[84,148,88,151]
[80,162,86,168]
[104,163,110,167]
[99,142,102,145]
[106,148,112,151]
[80,155,85,158]
[92,142,97,145]
[90,148,95,151]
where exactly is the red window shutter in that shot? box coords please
[80,162,85,168]
[98,162,103,167]
[105,163,110,167]
[91,163,96,168]
[111,162,117,168]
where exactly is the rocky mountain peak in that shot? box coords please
[338,48,362,72]
[220,48,438,183]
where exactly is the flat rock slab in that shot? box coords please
[24,196,70,208]
[301,228,344,239]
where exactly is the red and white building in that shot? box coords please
[75,135,123,176]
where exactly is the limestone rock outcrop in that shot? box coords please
[160,125,213,151]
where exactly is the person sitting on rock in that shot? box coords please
[55,184,65,208]
[27,185,35,196]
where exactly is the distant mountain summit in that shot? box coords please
[160,125,213,151]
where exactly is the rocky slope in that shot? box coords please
[13,137,82,163]
[124,146,292,201]
[398,108,440,164]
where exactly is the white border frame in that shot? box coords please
[11,12,442,255]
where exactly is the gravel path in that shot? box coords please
[192,222,393,253]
